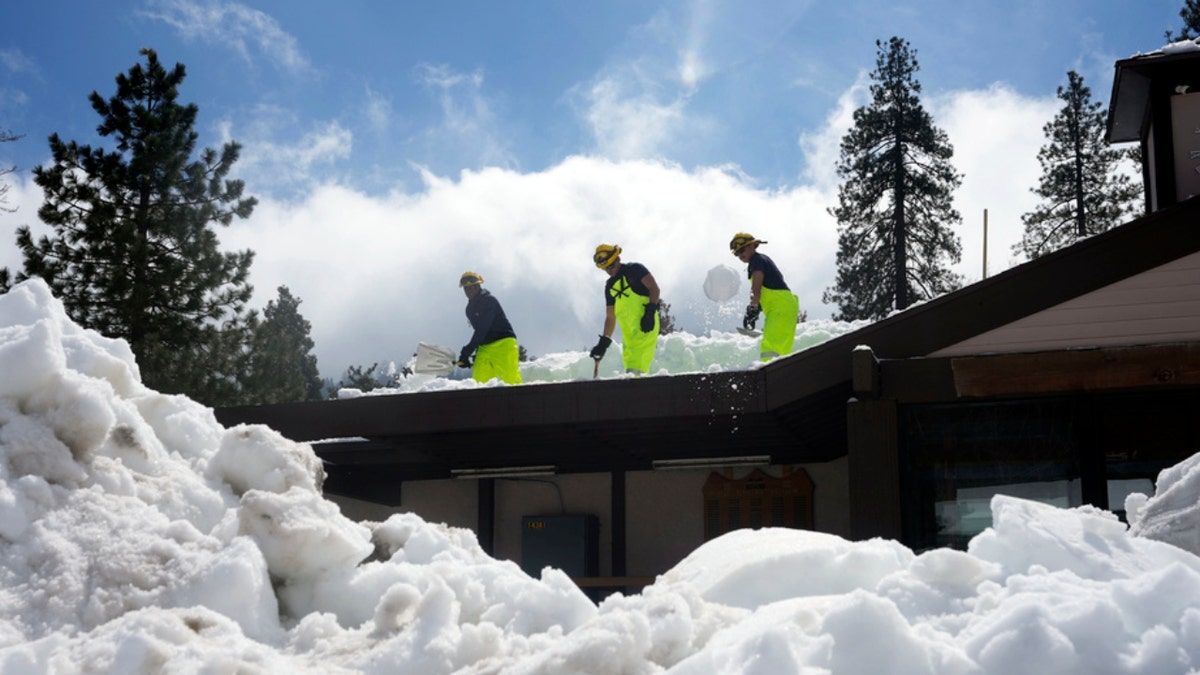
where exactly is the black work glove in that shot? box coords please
[743,304,761,330]
[457,348,472,368]
[641,302,659,333]
[589,335,612,361]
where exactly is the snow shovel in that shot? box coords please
[414,342,458,376]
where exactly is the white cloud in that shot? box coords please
[0,173,46,273]
[578,76,692,160]
[0,48,36,112]
[0,48,37,75]
[363,85,392,136]
[570,6,723,162]
[142,0,311,74]
[412,63,517,172]
[218,113,352,192]
[0,88,29,112]
[798,70,870,192]
[414,63,482,91]
[931,84,1059,281]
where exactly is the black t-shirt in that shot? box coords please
[604,262,653,306]
[748,253,789,291]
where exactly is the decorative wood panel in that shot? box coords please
[702,467,814,540]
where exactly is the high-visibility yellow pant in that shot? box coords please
[760,287,799,361]
[615,298,658,374]
[473,337,522,384]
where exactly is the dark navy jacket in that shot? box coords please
[464,289,517,354]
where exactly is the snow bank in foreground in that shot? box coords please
[2,276,1200,674]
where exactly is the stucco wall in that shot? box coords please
[625,458,850,577]
[493,473,612,576]
[327,457,851,579]
[328,479,479,528]
[808,456,850,537]
[625,469,707,577]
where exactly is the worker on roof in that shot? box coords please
[730,233,800,361]
[457,270,522,384]
[588,244,662,375]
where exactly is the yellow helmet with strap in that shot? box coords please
[729,232,766,254]
[593,244,622,269]
[459,270,484,287]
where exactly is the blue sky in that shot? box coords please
[0,1,1187,378]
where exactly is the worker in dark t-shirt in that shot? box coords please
[730,233,800,360]
[588,244,661,375]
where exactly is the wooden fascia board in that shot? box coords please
[878,342,1200,402]
[950,342,1200,398]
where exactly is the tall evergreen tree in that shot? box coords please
[243,286,324,404]
[1165,0,1200,41]
[3,49,257,405]
[824,37,963,321]
[1015,71,1141,260]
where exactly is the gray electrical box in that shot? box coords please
[520,514,598,578]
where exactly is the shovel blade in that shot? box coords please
[414,342,458,375]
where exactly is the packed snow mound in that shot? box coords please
[1126,451,1200,557]
[0,279,597,672]
[3,276,1200,673]
[660,528,916,609]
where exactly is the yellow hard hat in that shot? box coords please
[593,244,622,269]
[729,232,766,254]
[459,270,484,287]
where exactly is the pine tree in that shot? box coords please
[4,49,257,405]
[824,37,963,321]
[1015,71,1141,260]
[243,286,324,404]
[657,300,679,335]
[1165,0,1200,41]
[338,364,386,394]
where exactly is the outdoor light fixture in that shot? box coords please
[450,465,557,479]
[651,455,771,471]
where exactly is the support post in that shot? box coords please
[611,469,626,578]
[848,346,903,541]
[477,479,495,555]
[983,208,989,279]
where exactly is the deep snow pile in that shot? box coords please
[2,276,1200,674]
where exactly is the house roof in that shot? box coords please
[215,197,1200,500]
[1107,47,1200,143]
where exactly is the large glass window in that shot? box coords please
[902,399,1081,550]
[900,390,1200,551]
